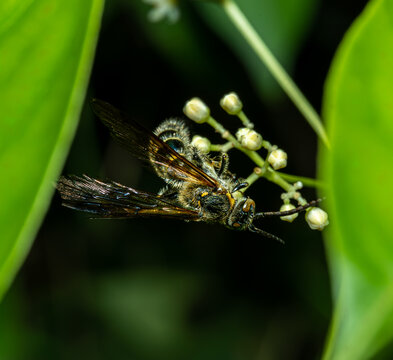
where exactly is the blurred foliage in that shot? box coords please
[0,0,104,300]
[195,0,320,102]
[94,270,201,358]
[320,0,393,358]
[127,0,320,102]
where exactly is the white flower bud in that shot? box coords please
[236,128,262,151]
[236,127,248,139]
[294,181,303,190]
[280,204,298,223]
[305,207,329,231]
[220,92,243,115]
[191,135,211,153]
[143,0,180,23]
[268,149,287,170]
[183,98,210,124]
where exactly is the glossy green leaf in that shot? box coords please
[195,0,320,101]
[0,0,104,301]
[320,0,393,359]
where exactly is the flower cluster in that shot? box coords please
[183,92,329,232]
[143,0,180,23]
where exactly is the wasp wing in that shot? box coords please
[57,175,200,220]
[90,99,219,188]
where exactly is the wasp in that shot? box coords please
[57,99,320,242]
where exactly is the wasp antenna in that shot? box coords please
[249,225,285,244]
[254,199,323,219]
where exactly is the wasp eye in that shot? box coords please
[242,199,255,213]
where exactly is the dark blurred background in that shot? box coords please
[0,0,368,359]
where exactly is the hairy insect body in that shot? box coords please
[57,100,320,241]
[153,119,222,185]
[154,118,253,229]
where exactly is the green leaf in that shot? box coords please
[320,0,393,359]
[195,0,320,101]
[0,0,104,301]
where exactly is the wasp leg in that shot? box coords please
[216,152,230,177]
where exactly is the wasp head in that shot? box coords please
[226,197,256,231]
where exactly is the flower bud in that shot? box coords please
[236,128,262,151]
[268,149,287,170]
[220,92,243,115]
[280,204,298,223]
[305,207,329,231]
[191,135,211,153]
[183,98,210,123]
[294,181,303,190]
[144,0,180,23]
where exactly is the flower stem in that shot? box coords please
[210,142,234,152]
[206,115,293,192]
[237,111,253,128]
[220,0,330,149]
[279,172,325,188]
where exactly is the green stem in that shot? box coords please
[237,111,253,128]
[220,0,330,149]
[206,115,312,205]
[206,115,293,192]
[210,142,233,152]
[265,169,292,192]
[279,172,325,188]
[243,171,260,188]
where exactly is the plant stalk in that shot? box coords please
[221,0,330,148]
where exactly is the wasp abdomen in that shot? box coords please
[154,119,191,158]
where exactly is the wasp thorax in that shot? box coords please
[197,189,231,221]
